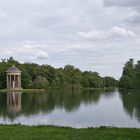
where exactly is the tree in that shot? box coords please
[133,61,140,88]
[64,65,82,89]
[81,71,104,88]
[119,58,134,89]
[33,75,49,89]
[104,76,118,87]
[119,75,133,89]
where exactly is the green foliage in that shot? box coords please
[20,67,33,89]
[33,75,49,89]
[133,61,140,89]
[81,72,116,88]
[64,65,82,88]
[119,75,133,89]
[119,59,140,89]
[104,76,118,88]
[0,57,118,89]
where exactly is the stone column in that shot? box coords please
[6,75,8,88]
[8,75,9,88]
[15,75,17,88]
[8,75,10,88]
[17,75,18,88]
[9,75,11,88]
[17,75,19,88]
[16,75,18,88]
[14,75,15,88]
[11,75,12,88]
[19,75,21,88]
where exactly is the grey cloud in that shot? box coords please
[103,0,140,8]
[125,14,140,25]
[103,0,140,26]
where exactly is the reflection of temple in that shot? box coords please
[7,92,22,113]
[6,65,22,89]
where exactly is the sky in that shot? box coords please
[0,0,140,79]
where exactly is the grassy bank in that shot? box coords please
[0,125,140,140]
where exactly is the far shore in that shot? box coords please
[0,88,45,93]
[0,87,117,93]
[1,87,138,93]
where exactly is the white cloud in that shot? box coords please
[59,48,68,52]
[77,30,106,39]
[111,26,136,37]
[20,44,47,53]
[20,45,33,52]
[36,51,49,59]
[77,26,136,40]
[5,51,13,55]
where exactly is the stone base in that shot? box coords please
[6,88,23,91]
[0,88,45,93]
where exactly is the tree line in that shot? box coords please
[0,57,118,89]
[119,58,140,89]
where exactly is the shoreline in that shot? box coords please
[0,87,139,93]
[0,87,117,93]
[0,88,45,93]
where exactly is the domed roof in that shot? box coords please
[6,65,21,73]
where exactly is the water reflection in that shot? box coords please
[7,92,22,114]
[22,88,116,114]
[119,89,140,121]
[0,88,139,127]
[0,88,115,119]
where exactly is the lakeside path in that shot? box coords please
[0,125,140,140]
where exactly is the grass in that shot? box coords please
[0,125,140,140]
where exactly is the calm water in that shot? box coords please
[0,89,140,128]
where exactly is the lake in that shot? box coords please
[0,88,140,128]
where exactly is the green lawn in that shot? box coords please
[0,125,140,140]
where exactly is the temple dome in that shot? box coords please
[6,65,21,73]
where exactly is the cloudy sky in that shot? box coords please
[0,0,140,79]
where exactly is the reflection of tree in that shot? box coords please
[119,89,140,121]
[22,90,115,114]
[0,94,7,114]
[0,88,115,120]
